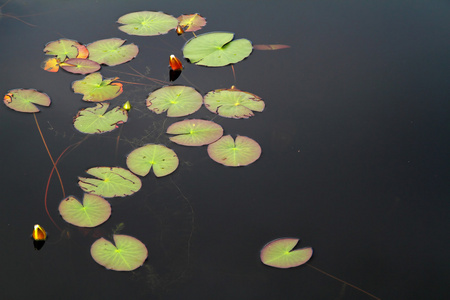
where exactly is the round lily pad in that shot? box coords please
[58,194,111,227]
[73,103,128,134]
[203,87,264,119]
[166,119,223,146]
[207,135,261,167]
[61,58,101,74]
[3,89,50,113]
[260,238,313,269]
[91,234,148,271]
[146,85,203,117]
[72,73,123,102]
[117,11,178,36]
[126,144,179,177]
[182,32,253,67]
[87,38,139,66]
[78,167,142,198]
[43,38,80,61]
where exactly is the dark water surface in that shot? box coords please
[1,0,449,299]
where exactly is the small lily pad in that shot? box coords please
[78,167,142,198]
[260,238,313,269]
[91,234,148,271]
[72,73,123,102]
[126,144,179,177]
[117,11,178,36]
[73,103,128,134]
[58,194,111,227]
[207,135,261,167]
[43,38,80,61]
[182,32,253,67]
[146,85,203,117]
[3,89,50,113]
[167,119,223,146]
[87,38,139,66]
[177,14,207,32]
[61,58,101,74]
[203,87,264,119]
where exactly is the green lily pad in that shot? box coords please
[61,58,101,74]
[58,194,111,227]
[260,238,313,269]
[3,89,50,113]
[203,87,264,119]
[207,135,261,167]
[182,32,253,67]
[126,144,179,177]
[78,167,142,198]
[166,119,223,146]
[72,73,123,102]
[73,103,128,134]
[43,38,80,61]
[91,234,148,271]
[146,85,203,117]
[117,11,178,36]
[87,38,139,66]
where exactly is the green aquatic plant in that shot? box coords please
[117,11,178,36]
[126,144,179,177]
[58,193,111,227]
[72,72,123,102]
[146,85,203,117]
[260,238,313,268]
[86,38,139,66]
[207,135,261,167]
[166,119,223,146]
[73,103,128,134]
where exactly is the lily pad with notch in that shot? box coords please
[73,103,128,134]
[207,135,261,167]
[117,11,178,36]
[167,119,223,146]
[87,38,139,66]
[58,193,111,228]
[43,38,81,61]
[126,144,179,177]
[72,72,123,102]
[146,85,203,117]
[3,89,50,113]
[260,238,313,269]
[60,58,101,75]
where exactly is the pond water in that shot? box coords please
[1,0,449,299]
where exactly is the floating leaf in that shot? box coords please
[43,38,80,61]
[146,85,203,117]
[3,89,50,113]
[207,135,261,167]
[41,57,61,72]
[126,144,178,177]
[182,32,253,67]
[60,58,101,74]
[58,194,111,227]
[203,87,264,119]
[253,44,291,50]
[76,44,89,58]
[73,103,128,134]
[72,73,123,102]
[91,234,148,271]
[177,13,207,32]
[167,119,223,146]
[117,11,178,36]
[87,38,139,66]
[260,238,313,269]
[78,167,142,198]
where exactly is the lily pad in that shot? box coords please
[126,144,178,177]
[146,85,203,117]
[43,38,80,61]
[3,89,50,113]
[166,119,223,146]
[87,38,139,66]
[260,238,313,269]
[91,234,148,271]
[204,87,264,119]
[117,11,178,36]
[177,14,207,32]
[60,58,101,74]
[73,103,128,134]
[58,194,111,227]
[78,167,142,198]
[182,32,253,67]
[72,73,123,102]
[207,135,261,167]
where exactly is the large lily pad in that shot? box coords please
[182,32,253,67]
[72,73,123,102]
[73,103,128,134]
[126,144,178,177]
[260,238,313,269]
[207,135,261,167]
[91,234,148,271]
[117,11,178,36]
[166,119,223,146]
[60,58,101,74]
[3,89,50,113]
[58,194,111,227]
[87,38,139,66]
[78,167,142,198]
[203,87,264,119]
[43,38,80,61]
[146,85,203,117]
